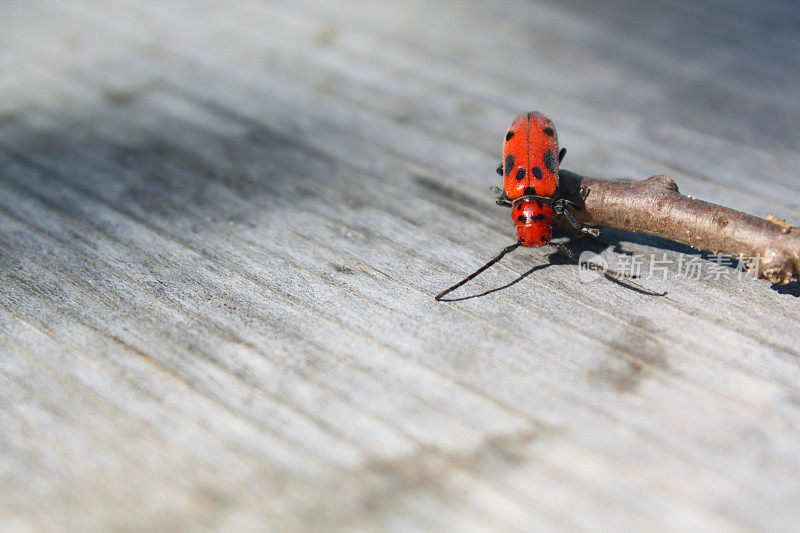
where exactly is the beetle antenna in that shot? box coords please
[435,241,522,300]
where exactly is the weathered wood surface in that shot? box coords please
[1,1,799,531]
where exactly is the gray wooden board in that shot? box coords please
[0,1,799,531]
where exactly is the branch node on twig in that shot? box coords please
[767,215,793,234]
[647,174,679,192]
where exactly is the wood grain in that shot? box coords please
[1,1,798,531]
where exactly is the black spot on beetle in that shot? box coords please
[543,151,557,172]
[504,154,514,177]
[533,214,547,221]
[516,204,523,211]
[506,131,515,141]
[515,168,525,181]
[517,215,527,223]
[540,235,548,242]
[531,166,543,179]
[543,127,555,137]
[536,201,544,209]
[524,187,536,196]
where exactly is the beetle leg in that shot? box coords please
[491,187,512,207]
[553,199,600,237]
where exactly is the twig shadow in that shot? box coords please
[553,227,800,298]
[773,281,800,297]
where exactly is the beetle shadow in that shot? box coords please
[437,233,668,302]
[436,263,552,302]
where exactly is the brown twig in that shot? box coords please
[557,170,800,285]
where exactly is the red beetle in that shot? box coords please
[436,112,627,301]
[501,112,566,246]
